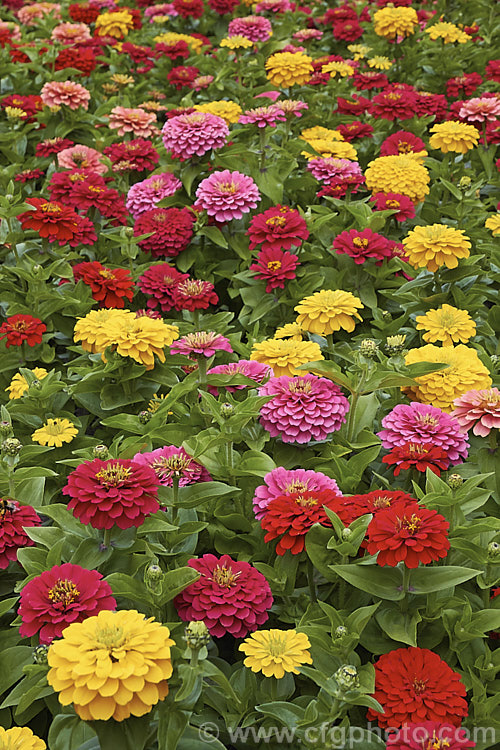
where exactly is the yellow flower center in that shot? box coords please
[288,380,312,394]
[95,624,125,650]
[416,414,439,426]
[211,565,241,587]
[285,480,308,493]
[95,464,132,487]
[217,181,236,194]
[387,92,401,101]
[266,631,288,657]
[266,215,286,227]
[41,202,62,214]
[295,494,317,507]
[352,236,368,248]
[398,141,413,153]
[413,678,428,694]
[48,578,80,606]
[180,280,205,295]
[11,320,28,332]
[151,454,191,479]
[99,269,116,280]
[399,513,422,534]
[88,185,104,194]
[267,260,282,271]
[372,496,391,509]
[386,199,400,208]
[426,737,450,750]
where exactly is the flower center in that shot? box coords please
[387,93,401,101]
[180,280,204,295]
[267,260,282,271]
[266,215,286,228]
[416,414,439,426]
[288,380,312,394]
[41,202,62,214]
[88,185,104,194]
[295,493,318,507]
[399,513,422,534]
[267,632,286,657]
[285,480,308,493]
[11,320,28,332]
[386,199,400,208]
[43,421,67,435]
[185,332,215,346]
[397,141,413,153]
[484,390,500,406]
[99,269,116,280]
[352,236,368,248]
[151,454,191,479]
[217,181,237,194]
[372,495,391,509]
[210,564,241,587]
[69,173,87,182]
[95,624,125,649]
[48,578,80,606]
[425,736,450,750]
[408,443,428,455]
[95,464,132,487]
[413,678,428,694]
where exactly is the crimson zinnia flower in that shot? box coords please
[35,137,74,157]
[371,88,418,121]
[103,138,160,172]
[332,228,392,264]
[137,264,189,312]
[366,501,449,568]
[172,0,204,18]
[249,248,299,293]
[386,721,476,749]
[18,197,79,243]
[247,205,309,252]
[174,553,273,637]
[0,314,46,348]
[72,261,134,308]
[172,279,218,311]
[54,47,97,75]
[370,192,416,222]
[344,490,416,523]
[134,207,195,258]
[167,65,200,90]
[380,130,426,156]
[18,563,116,644]
[368,647,468,728]
[63,459,160,530]
[382,442,451,476]
[261,489,347,555]
[0,498,40,569]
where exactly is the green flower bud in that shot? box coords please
[93,444,109,460]
[184,621,210,649]
[458,176,471,190]
[1,438,22,456]
[220,402,235,418]
[359,339,378,358]
[31,380,42,390]
[0,421,13,437]
[146,563,163,582]
[342,528,352,540]
[32,644,49,665]
[448,473,463,490]
[487,542,500,561]
[138,410,152,424]
[334,625,348,639]
[381,310,392,321]
[334,665,359,691]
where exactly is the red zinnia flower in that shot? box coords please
[70,214,98,247]
[63,459,160,530]
[337,120,374,141]
[167,66,200,90]
[352,72,389,91]
[318,173,365,198]
[366,500,449,567]
[336,95,371,116]
[15,169,44,183]
[18,197,79,243]
[54,47,97,76]
[73,261,134,308]
[249,248,299,293]
[332,228,392,264]
[208,0,240,14]
[371,88,418,121]
[70,182,124,217]
[485,61,500,84]
[368,647,468,728]
[261,489,347,555]
[69,2,100,23]
[137,263,189,311]
[386,721,476,749]
[172,0,204,17]
[172,279,218,311]
[154,41,190,61]
[380,130,426,156]
[47,170,93,206]
[247,205,309,252]
[370,192,416,222]
[134,207,195,258]
[344,490,416,522]
[0,498,41,569]
[0,314,46,348]
[103,139,160,173]
[382,442,450,476]
[18,563,116,644]
[174,553,273,637]
[414,92,448,120]
[35,137,74,157]
[332,20,363,41]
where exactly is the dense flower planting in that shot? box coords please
[0,0,499,748]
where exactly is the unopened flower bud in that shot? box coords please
[385,334,407,356]
[359,339,378,358]
[1,438,22,456]
[487,542,500,561]
[0,421,12,437]
[334,625,348,639]
[184,620,210,649]
[334,665,359,691]
[458,176,471,190]
[146,563,163,582]
[31,379,42,389]
[381,310,392,321]
[93,444,109,460]
[448,474,463,490]
[220,402,234,418]
[32,644,49,665]
[342,528,352,540]
[490,354,499,367]
[138,410,152,424]
[121,226,134,238]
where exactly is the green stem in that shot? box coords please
[192,309,200,329]
[225,441,233,472]
[196,356,208,387]
[172,476,179,506]
[103,528,112,548]
[345,390,360,442]
[401,565,411,613]
[306,558,317,603]
[7,469,15,499]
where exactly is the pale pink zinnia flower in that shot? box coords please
[144,3,176,19]
[41,81,90,111]
[57,145,107,175]
[170,331,233,359]
[108,107,157,137]
[206,359,272,396]
[279,99,309,117]
[451,388,500,437]
[259,375,350,444]
[307,157,362,182]
[132,446,211,486]
[192,75,214,91]
[377,402,469,463]
[161,112,228,160]
[293,29,323,42]
[239,105,286,128]
[458,97,500,123]
[51,22,91,44]
[227,15,272,42]
[195,169,260,222]
[126,172,182,218]
[17,2,61,25]
[253,467,342,519]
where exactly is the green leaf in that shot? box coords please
[256,701,305,727]
[104,573,154,607]
[410,566,481,594]
[48,715,96,750]
[376,605,421,646]
[157,567,201,605]
[0,647,33,694]
[298,360,355,391]
[178,725,227,750]
[199,226,228,249]
[330,564,404,601]
[157,704,191,750]
[160,481,240,509]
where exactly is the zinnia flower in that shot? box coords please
[32,418,78,447]
[206,360,272,396]
[239,629,312,678]
[386,721,476,749]
[72,261,134,308]
[104,138,160,173]
[41,81,90,110]
[451,388,500,437]
[57,144,107,175]
[5,367,48,400]
[380,130,427,159]
[18,198,79,243]
[195,170,260,222]
[365,155,430,203]
[332,228,392,264]
[63,459,160,530]
[134,207,195,258]
[415,304,476,346]
[367,647,468,727]
[73,309,131,354]
[228,15,272,42]
[253,467,341,520]
[239,105,286,128]
[370,192,415,222]
[18,563,116,644]
[108,106,157,137]
[458,97,500,123]
[0,314,46,348]
[172,279,218,311]
[485,215,500,236]
[174,554,273,637]
[249,248,299,292]
[425,21,470,44]
[382,442,452,476]
[247,205,309,252]
[95,9,134,38]
[170,331,232,359]
[373,5,418,39]
[0,727,46,750]
[251,338,322,377]
[137,264,189,312]
[402,225,471,272]
[47,609,175,720]
[265,51,313,87]
[126,173,182,218]
[51,21,91,44]
[105,315,180,369]
[295,289,363,335]
[342,490,416,526]
[194,100,243,125]
[0,498,41,569]
[429,121,480,153]
[259,374,349,443]
[132,446,211,486]
[161,112,228,160]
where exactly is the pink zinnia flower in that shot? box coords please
[253,467,341,519]
[451,388,500,437]
[41,81,90,110]
[161,112,228,160]
[108,106,157,137]
[172,279,218,311]
[333,228,392,264]
[174,553,273,637]
[51,22,91,44]
[386,721,475,750]
[279,99,309,117]
[377,402,469,463]
[132,446,211,486]
[134,207,195,258]
[170,331,233,359]
[227,15,272,42]
[195,170,260,222]
[17,3,61,26]
[370,192,415,222]
[239,105,286,128]
[259,375,350,444]
[0,499,41,569]
[459,97,500,123]
[137,263,189,311]
[249,247,299,292]
[206,359,272,397]
[307,157,362,182]
[57,144,107,175]
[126,172,182,218]
[247,205,309,252]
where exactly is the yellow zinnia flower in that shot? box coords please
[4,106,26,120]
[153,31,203,53]
[367,56,393,71]
[429,121,480,154]
[403,344,492,412]
[365,155,430,203]
[402,224,471,272]
[347,44,372,60]
[274,322,303,340]
[0,726,46,750]
[425,21,470,44]
[322,61,354,78]
[301,139,357,161]
[194,100,242,124]
[105,316,179,370]
[95,10,134,39]
[373,6,418,39]
[32,418,78,447]
[301,126,344,142]
[220,36,254,50]
[239,629,312,678]
[250,338,323,377]
[265,51,313,87]
[295,289,364,335]
[74,309,133,354]
[5,367,48,399]
[47,609,175,722]
[415,304,476,346]
[485,214,500,236]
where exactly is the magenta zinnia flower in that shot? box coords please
[253,467,342,520]
[170,331,233,359]
[249,247,299,292]
[132,446,211,486]
[206,359,272,396]
[377,402,469,463]
[134,207,195,258]
[195,170,260,222]
[239,105,286,128]
[451,388,500,437]
[174,553,273,637]
[247,204,309,252]
[18,563,116,644]
[63,459,160,530]
[138,263,189,311]
[161,112,228,160]
[332,228,392,264]
[126,172,182,218]
[259,375,350,444]
[386,721,476,750]
[227,15,272,41]
[0,499,40,569]
[307,157,362,182]
[172,279,218,311]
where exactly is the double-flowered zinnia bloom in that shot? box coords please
[95,9,134,37]
[415,304,476,346]
[18,563,116,643]
[452,388,500,437]
[365,155,430,203]
[195,170,260,222]
[207,360,272,396]
[134,207,195,258]
[247,205,309,252]
[18,198,79,244]
[137,264,189,312]
[402,224,471,272]
[332,228,392,264]
[253,467,342,520]
[295,289,363,335]
[373,5,418,39]
[32,418,78,447]
[174,553,273,637]
[0,314,46,348]
[47,609,175,721]
[132,446,211,486]
[239,629,312,678]
[126,172,182,218]
[161,112,228,160]
[265,51,313,87]
[105,313,180,369]
[0,727,46,749]
[108,106,157,137]
[425,21,470,44]
[41,81,90,110]
[249,248,300,292]
[250,338,322,377]
[0,498,41,569]
[171,331,232,359]
[382,443,451,476]
[429,121,480,153]
[72,261,134,309]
